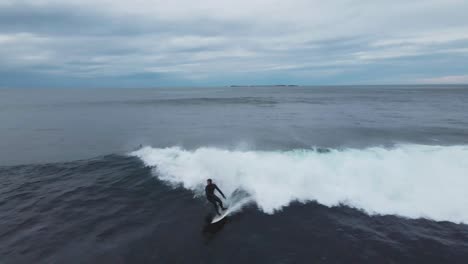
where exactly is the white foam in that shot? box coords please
[131,145,468,223]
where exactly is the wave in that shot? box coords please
[131,145,468,223]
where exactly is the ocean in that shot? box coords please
[1,85,468,263]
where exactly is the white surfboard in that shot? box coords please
[210,192,253,224]
[211,208,231,223]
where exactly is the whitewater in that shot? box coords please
[132,144,468,223]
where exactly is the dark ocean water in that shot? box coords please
[1,86,468,263]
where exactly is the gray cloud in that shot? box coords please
[1,0,468,87]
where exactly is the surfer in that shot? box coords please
[205,179,227,215]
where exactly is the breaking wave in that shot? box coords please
[132,145,468,223]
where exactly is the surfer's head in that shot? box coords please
[207,179,212,184]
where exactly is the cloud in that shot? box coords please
[0,0,468,87]
[419,74,468,84]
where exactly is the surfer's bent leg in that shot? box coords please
[214,196,225,210]
[208,196,220,215]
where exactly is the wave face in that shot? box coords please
[132,145,468,223]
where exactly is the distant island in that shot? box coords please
[229,85,299,87]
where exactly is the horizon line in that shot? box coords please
[1,84,468,89]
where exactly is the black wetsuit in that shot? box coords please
[205,183,226,215]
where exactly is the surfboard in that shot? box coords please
[211,208,230,223]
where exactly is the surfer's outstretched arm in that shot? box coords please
[215,185,226,199]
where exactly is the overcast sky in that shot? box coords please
[1,0,468,87]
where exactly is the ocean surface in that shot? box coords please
[1,85,468,263]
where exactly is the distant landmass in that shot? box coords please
[229,84,299,87]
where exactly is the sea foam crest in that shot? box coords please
[132,145,468,223]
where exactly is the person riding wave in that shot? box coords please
[205,179,227,215]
